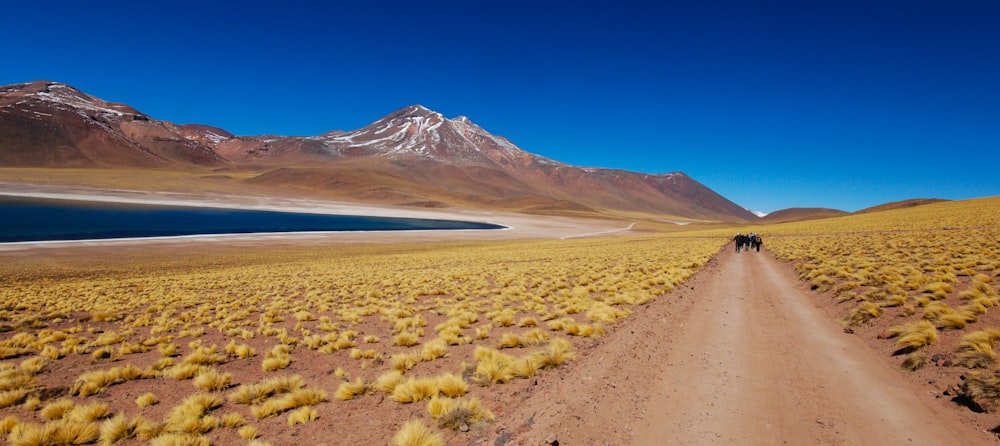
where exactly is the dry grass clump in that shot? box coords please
[182,345,228,366]
[391,377,441,403]
[229,375,306,405]
[250,387,327,419]
[844,302,882,326]
[426,395,495,430]
[334,378,369,401]
[962,372,1000,412]
[471,338,575,385]
[375,370,405,394]
[39,398,75,420]
[262,344,293,371]
[888,320,938,351]
[100,414,143,444]
[955,329,1000,369]
[136,392,159,408]
[287,406,318,426]
[901,351,927,371]
[7,419,102,445]
[390,419,443,446]
[192,368,233,392]
[224,340,256,359]
[162,393,223,435]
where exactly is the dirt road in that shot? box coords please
[493,247,994,445]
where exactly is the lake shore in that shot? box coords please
[0,181,635,251]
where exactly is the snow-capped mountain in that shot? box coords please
[0,81,758,221]
[0,81,226,166]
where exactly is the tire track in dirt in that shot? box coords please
[634,247,988,445]
[491,247,995,445]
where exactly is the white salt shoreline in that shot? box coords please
[0,182,634,250]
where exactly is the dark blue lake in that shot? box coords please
[0,196,504,242]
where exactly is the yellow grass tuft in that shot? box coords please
[225,340,256,359]
[435,373,468,398]
[845,301,882,326]
[136,392,159,408]
[390,419,443,446]
[229,375,306,405]
[901,352,927,371]
[163,393,223,434]
[474,325,491,340]
[962,372,1000,412]
[287,406,318,426]
[35,419,101,445]
[220,412,246,428]
[262,345,293,372]
[100,415,139,445]
[921,281,954,299]
[238,424,259,440]
[390,352,421,373]
[183,345,228,366]
[375,370,405,394]
[334,378,368,401]
[250,387,327,419]
[192,368,233,392]
[956,329,1000,368]
[40,398,75,420]
[810,275,836,292]
[394,331,421,347]
[19,357,48,375]
[133,416,165,440]
[71,369,123,397]
[472,347,517,385]
[888,320,938,351]
[497,333,524,349]
[166,364,207,380]
[420,339,449,361]
[426,395,496,430]
[391,377,440,403]
[148,433,210,446]
[586,302,632,324]
[0,415,20,436]
[62,403,111,423]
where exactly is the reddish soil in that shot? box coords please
[4,187,998,445]
[486,248,998,445]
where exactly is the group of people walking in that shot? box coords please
[734,232,762,253]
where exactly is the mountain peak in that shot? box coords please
[2,80,143,118]
[388,104,441,120]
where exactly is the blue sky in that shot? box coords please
[2,1,998,213]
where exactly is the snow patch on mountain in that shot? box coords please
[30,83,136,119]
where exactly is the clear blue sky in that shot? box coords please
[2,1,998,213]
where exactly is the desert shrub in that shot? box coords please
[962,372,1000,412]
[889,320,938,351]
[956,329,1000,368]
[901,352,927,371]
[390,419,443,446]
[845,302,881,326]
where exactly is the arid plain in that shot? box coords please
[1,171,1000,445]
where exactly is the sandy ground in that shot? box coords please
[487,247,997,445]
[0,182,635,252]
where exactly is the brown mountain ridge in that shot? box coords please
[1,80,761,221]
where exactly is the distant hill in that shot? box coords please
[0,80,758,222]
[855,198,949,214]
[758,207,849,224]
